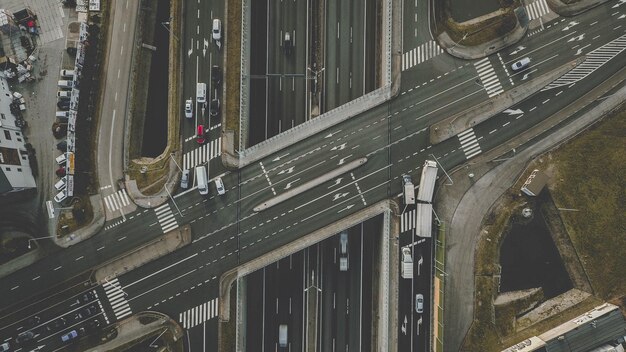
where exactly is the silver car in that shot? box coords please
[415,294,424,313]
[180,169,190,189]
[511,57,530,71]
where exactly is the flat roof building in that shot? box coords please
[0,76,35,196]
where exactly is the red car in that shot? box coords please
[196,125,205,144]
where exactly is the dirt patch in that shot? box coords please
[224,0,242,150]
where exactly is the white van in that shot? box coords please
[279,324,288,347]
[58,90,71,98]
[195,165,208,195]
[196,83,207,104]
[58,80,73,88]
[56,111,70,119]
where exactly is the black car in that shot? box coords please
[80,291,96,303]
[211,65,222,86]
[16,330,35,345]
[86,318,101,331]
[57,101,70,110]
[210,98,220,117]
[82,304,97,317]
[57,140,67,152]
[46,317,67,332]
[25,316,41,328]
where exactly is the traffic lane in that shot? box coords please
[237,155,391,261]
[320,240,337,352]
[0,289,102,349]
[244,268,264,350]
[323,0,340,112]
[349,0,367,98]
[248,0,269,145]
[346,227,363,351]
[291,0,309,126]
[474,48,626,157]
[414,238,432,351]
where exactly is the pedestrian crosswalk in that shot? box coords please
[542,34,626,91]
[457,128,482,159]
[474,58,504,97]
[183,137,222,170]
[103,189,131,212]
[179,298,219,329]
[526,0,552,20]
[102,278,132,321]
[155,203,178,233]
[400,209,416,233]
[402,40,445,71]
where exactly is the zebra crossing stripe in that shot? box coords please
[474,58,504,97]
[542,34,626,91]
[526,0,551,21]
[402,40,444,71]
[179,298,219,329]
[103,190,132,212]
[183,138,222,170]
[155,204,179,233]
[103,278,132,320]
[458,128,482,159]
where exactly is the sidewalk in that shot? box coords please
[85,311,183,352]
[436,65,626,352]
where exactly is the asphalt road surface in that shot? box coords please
[1,3,625,351]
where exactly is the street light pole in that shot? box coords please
[164,184,183,217]
[160,20,179,41]
[28,236,56,249]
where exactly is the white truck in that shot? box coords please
[401,247,413,279]
[403,175,415,205]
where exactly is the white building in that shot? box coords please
[0,76,36,195]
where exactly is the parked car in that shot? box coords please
[511,57,530,71]
[185,99,193,119]
[56,166,67,177]
[57,100,71,109]
[196,125,205,144]
[57,90,71,98]
[210,98,220,117]
[60,69,75,77]
[54,190,67,203]
[211,65,222,86]
[180,169,190,189]
[54,177,67,191]
[57,140,67,151]
[0,342,9,352]
[212,19,221,41]
[56,153,67,165]
[415,294,424,313]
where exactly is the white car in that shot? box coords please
[212,19,221,41]
[185,99,193,119]
[214,177,225,195]
[54,190,67,203]
[180,169,190,189]
[54,177,67,191]
[415,294,424,313]
[55,153,67,165]
[511,57,530,71]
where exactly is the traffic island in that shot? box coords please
[84,311,183,352]
[92,225,191,284]
[545,0,612,17]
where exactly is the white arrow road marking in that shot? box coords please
[567,34,585,42]
[619,14,626,19]
[325,130,342,138]
[332,192,349,201]
[509,46,526,56]
[522,73,531,80]
[338,155,353,165]
[562,21,579,31]
[503,108,523,115]
[331,143,347,151]
[284,179,300,190]
[272,153,290,162]
[328,177,343,188]
[338,204,355,213]
[612,0,626,8]
[278,166,295,175]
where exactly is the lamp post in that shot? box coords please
[160,19,179,41]
[28,236,56,249]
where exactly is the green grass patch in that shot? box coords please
[548,109,626,300]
